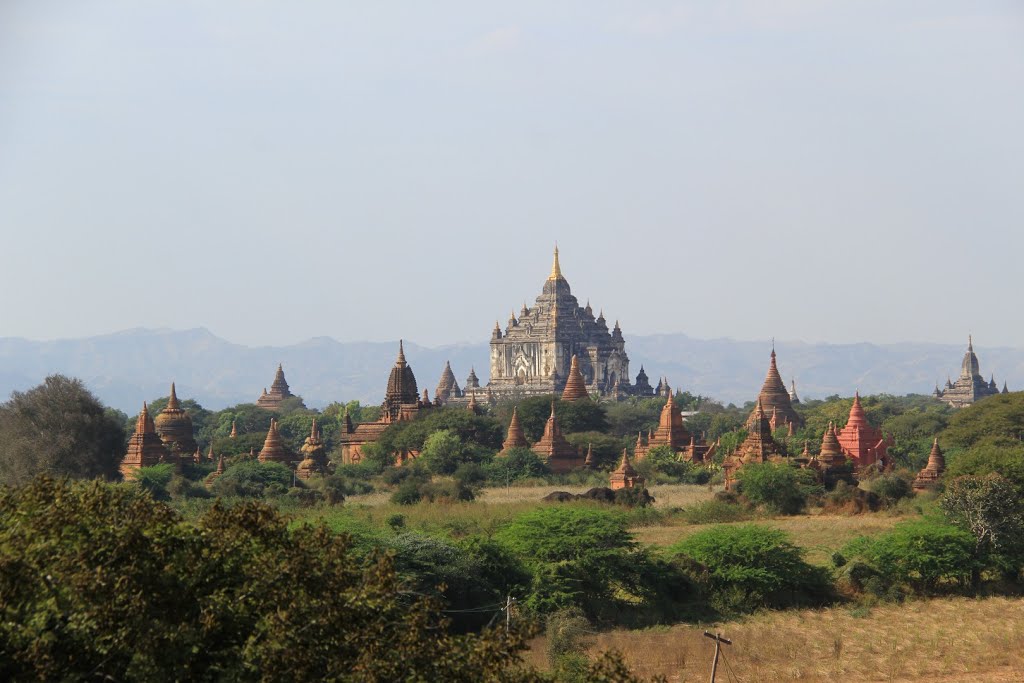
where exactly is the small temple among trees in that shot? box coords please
[933,337,1007,408]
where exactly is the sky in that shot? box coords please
[1,1,1022,348]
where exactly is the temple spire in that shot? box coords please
[549,244,562,280]
[396,339,407,366]
[167,382,179,409]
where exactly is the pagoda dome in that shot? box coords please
[154,383,197,456]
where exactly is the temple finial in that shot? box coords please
[549,244,562,280]
[396,339,406,364]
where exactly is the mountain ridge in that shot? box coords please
[1,328,1020,413]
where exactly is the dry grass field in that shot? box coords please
[526,597,1024,682]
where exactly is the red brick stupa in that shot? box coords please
[750,348,803,430]
[560,355,590,401]
[609,449,645,490]
[532,402,584,473]
[120,402,173,478]
[154,383,198,458]
[257,418,294,465]
[722,399,786,489]
[836,392,891,469]
[636,394,691,460]
[498,407,529,455]
[913,438,946,491]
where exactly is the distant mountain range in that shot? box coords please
[0,328,1020,413]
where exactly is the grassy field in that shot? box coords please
[525,596,1024,682]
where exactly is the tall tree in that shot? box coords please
[0,375,126,485]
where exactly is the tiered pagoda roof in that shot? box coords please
[532,402,584,473]
[257,419,294,465]
[435,361,462,402]
[120,402,173,478]
[722,399,785,489]
[382,341,420,422]
[560,355,590,401]
[913,439,946,491]
[257,364,295,410]
[750,349,803,429]
[154,383,198,457]
[636,394,693,460]
[819,422,845,466]
[836,392,890,469]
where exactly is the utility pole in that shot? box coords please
[504,594,515,634]
[703,631,731,683]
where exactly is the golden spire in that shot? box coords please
[548,244,562,280]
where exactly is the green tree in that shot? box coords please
[670,524,829,613]
[0,375,126,485]
[734,461,822,514]
[496,506,648,615]
[0,476,565,682]
[487,448,551,484]
[942,393,1024,449]
[842,519,978,594]
[210,460,295,498]
[510,396,609,442]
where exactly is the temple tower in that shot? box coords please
[257,419,294,465]
[257,364,296,410]
[120,402,173,478]
[609,449,645,490]
[913,439,946,491]
[488,247,635,399]
[560,355,590,401]
[934,337,1002,408]
[154,383,198,458]
[836,392,891,469]
[531,401,584,473]
[750,348,803,429]
[499,406,529,455]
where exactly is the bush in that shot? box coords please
[735,462,822,514]
[391,479,424,505]
[683,499,751,524]
[821,480,881,514]
[496,506,646,615]
[487,448,551,484]
[941,474,1024,577]
[670,524,830,613]
[545,607,591,667]
[866,473,913,506]
[635,445,711,484]
[167,475,212,500]
[841,519,978,594]
[134,464,175,500]
[210,460,295,498]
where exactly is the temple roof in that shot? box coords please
[154,383,197,455]
[501,407,529,452]
[383,340,419,419]
[750,348,803,428]
[258,418,293,464]
[121,402,172,473]
[561,355,590,401]
[532,401,579,461]
[613,448,639,478]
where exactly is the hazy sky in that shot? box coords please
[1,1,1022,348]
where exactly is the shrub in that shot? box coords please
[545,607,591,666]
[867,473,913,506]
[134,464,175,500]
[210,460,294,498]
[391,479,423,505]
[683,499,751,524]
[496,506,645,615]
[167,475,212,500]
[822,480,881,514]
[487,448,551,484]
[670,524,830,613]
[735,462,822,514]
[841,519,978,594]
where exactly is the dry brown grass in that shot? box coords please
[526,597,1024,682]
[632,513,905,565]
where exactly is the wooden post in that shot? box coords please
[505,594,514,634]
[703,631,731,683]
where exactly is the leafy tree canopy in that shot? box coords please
[0,375,126,485]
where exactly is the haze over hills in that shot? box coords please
[1,328,1021,414]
